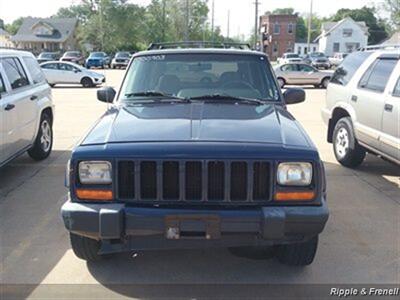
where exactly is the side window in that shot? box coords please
[281,64,297,72]
[0,73,6,94]
[330,51,373,86]
[22,56,46,84]
[59,63,73,71]
[392,78,400,97]
[358,59,397,93]
[42,63,58,70]
[2,57,30,90]
[299,64,314,72]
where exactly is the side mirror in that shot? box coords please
[97,87,116,103]
[283,88,305,105]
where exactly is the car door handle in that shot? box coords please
[384,104,393,112]
[30,95,38,101]
[4,104,15,111]
[351,95,358,102]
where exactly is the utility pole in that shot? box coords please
[307,0,313,53]
[227,10,230,39]
[254,0,260,50]
[184,0,190,41]
[211,0,215,42]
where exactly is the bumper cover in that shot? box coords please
[61,199,329,251]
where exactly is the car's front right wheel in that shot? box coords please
[70,233,102,261]
[333,117,366,168]
[276,236,318,266]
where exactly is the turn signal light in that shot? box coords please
[76,189,113,201]
[274,191,315,201]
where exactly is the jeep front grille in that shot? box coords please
[117,160,271,204]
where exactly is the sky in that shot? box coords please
[0,0,386,37]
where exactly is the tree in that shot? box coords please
[383,0,400,28]
[271,8,295,15]
[4,17,24,35]
[331,6,388,44]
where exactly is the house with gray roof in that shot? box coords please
[11,17,78,54]
[314,17,369,56]
[382,31,400,45]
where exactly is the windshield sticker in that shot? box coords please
[136,55,166,62]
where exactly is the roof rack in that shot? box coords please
[147,41,252,51]
[359,44,400,51]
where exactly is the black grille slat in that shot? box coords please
[118,160,271,204]
[140,161,157,199]
[208,161,225,201]
[185,162,202,200]
[118,161,135,199]
[253,162,270,200]
[163,162,180,200]
[230,162,248,201]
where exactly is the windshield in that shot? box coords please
[39,53,54,58]
[90,52,105,58]
[120,53,280,102]
[286,54,299,58]
[310,52,325,57]
[116,52,130,58]
[64,51,80,57]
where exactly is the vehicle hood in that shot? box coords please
[85,70,104,77]
[81,103,314,149]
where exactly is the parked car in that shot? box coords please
[40,61,105,88]
[61,43,329,266]
[322,47,400,167]
[37,52,60,64]
[0,50,54,167]
[85,52,111,69]
[60,51,85,66]
[329,52,348,67]
[274,63,331,89]
[111,51,131,69]
[277,52,303,64]
[303,52,331,69]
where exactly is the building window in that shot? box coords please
[288,23,294,34]
[313,46,317,52]
[333,43,340,53]
[343,29,353,37]
[287,41,293,52]
[297,46,301,54]
[273,23,280,35]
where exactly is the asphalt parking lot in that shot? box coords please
[0,70,399,298]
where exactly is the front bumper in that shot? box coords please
[61,199,329,252]
[86,60,105,67]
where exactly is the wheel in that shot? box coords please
[321,77,330,89]
[70,233,102,261]
[112,65,116,69]
[28,112,53,161]
[49,83,55,88]
[276,236,318,266]
[277,78,285,88]
[333,117,366,167]
[81,77,93,88]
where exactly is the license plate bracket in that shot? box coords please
[165,215,221,240]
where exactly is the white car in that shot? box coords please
[329,52,348,67]
[277,53,303,65]
[322,47,400,167]
[0,49,54,167]
[40,61,105,87]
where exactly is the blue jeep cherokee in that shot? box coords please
[62,43,329,266]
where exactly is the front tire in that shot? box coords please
[28,112,53,161]
[321,77,330,89]
[81,77,93,88]
[333,117,366,168]
[70,233,102,261]
[276,236,318,266]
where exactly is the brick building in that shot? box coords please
[260,14,297,61]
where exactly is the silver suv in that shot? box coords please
[322,47,399,167]
[0,50,54,167]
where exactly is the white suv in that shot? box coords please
[0,50,54,167]
[322,47,399,167]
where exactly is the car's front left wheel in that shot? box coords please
[276,236,318,266]
[81,77,94,88]
[28,112,53,161]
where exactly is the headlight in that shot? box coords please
[277,162,312,186]
[79,161,112,184]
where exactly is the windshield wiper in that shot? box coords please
[124,91,185,101]
[187,94,266,105]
